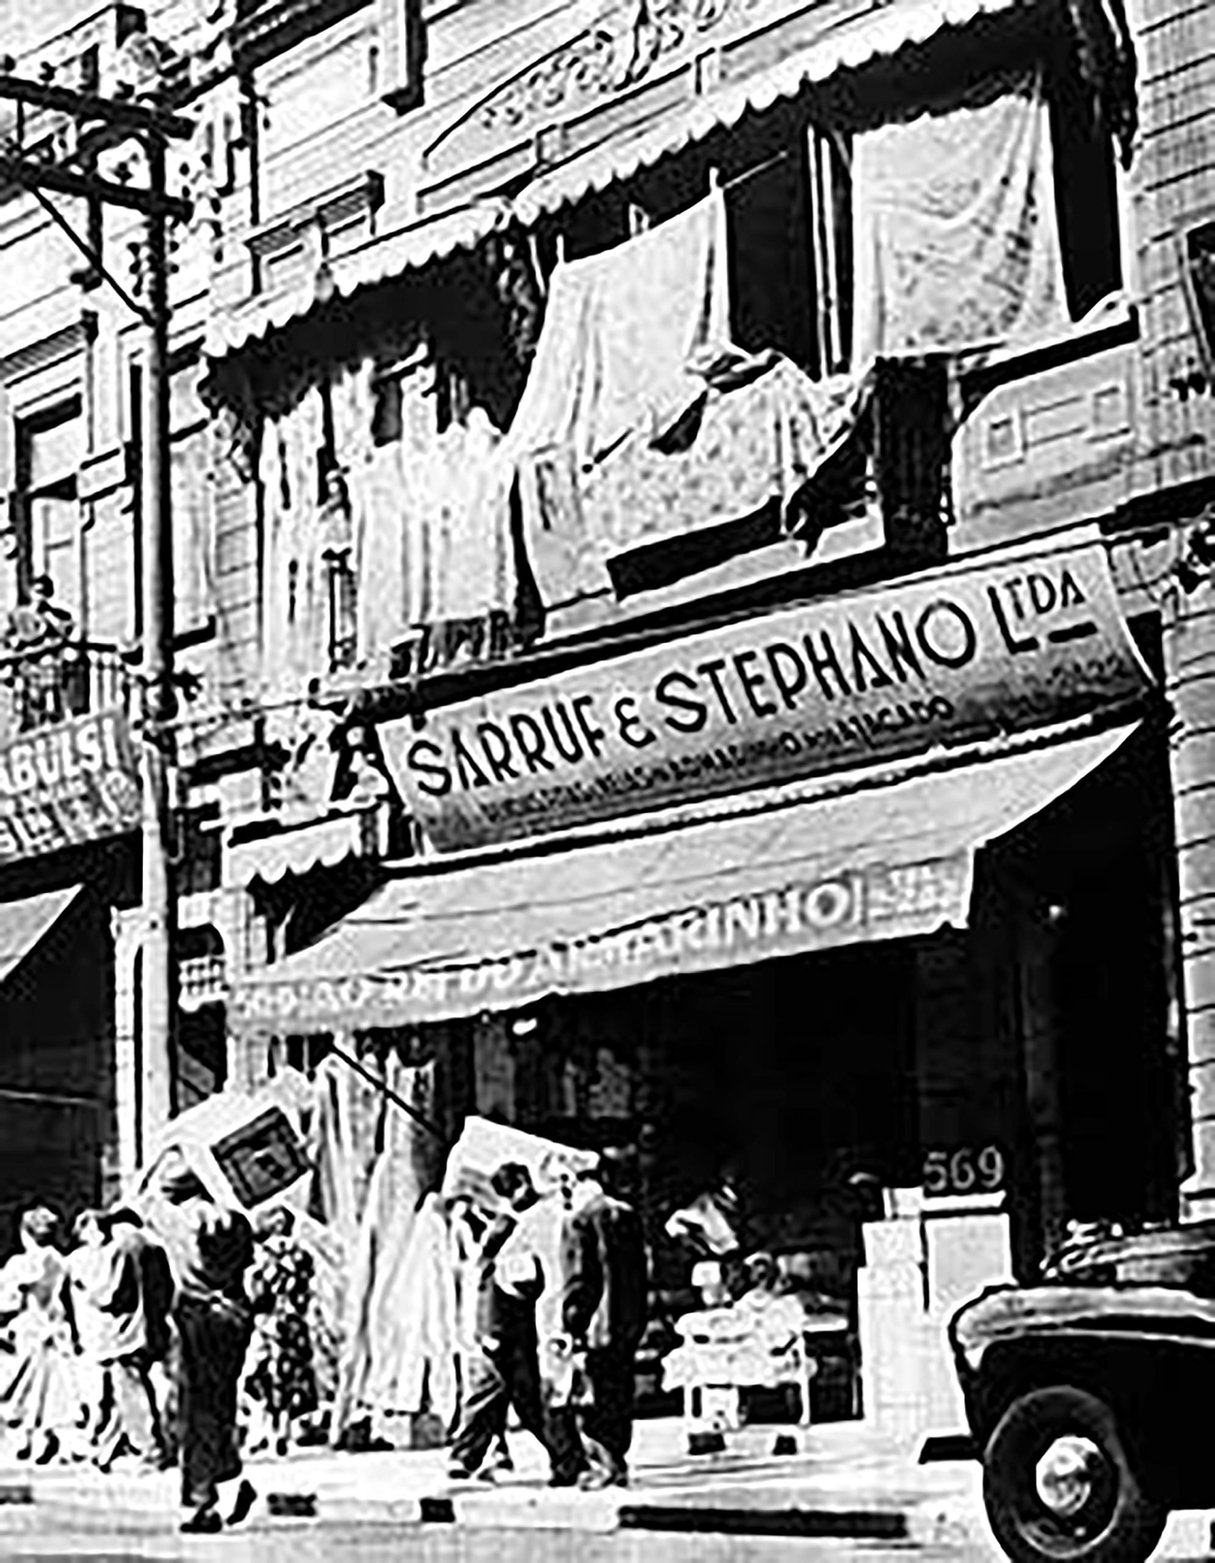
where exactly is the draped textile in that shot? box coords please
[502,193,732,611]
[346,357,512,675]
[326,1055,447,1444]
[424,411,510,625]
[169,430,218,634]
[512,193,730,477]
[576,354,870,584]
[494,195,870,613]
[851,70,1069,363]
[366,1193,459,1436]
[352,439,409,674]
[259,388,328,699]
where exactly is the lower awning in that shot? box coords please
[0,885,83,987]
[229,724,1132,1039]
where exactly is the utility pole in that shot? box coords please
[0,59,194,1148]
[137,131,176,1138]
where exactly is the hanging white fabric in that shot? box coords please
[851,68,1070,361]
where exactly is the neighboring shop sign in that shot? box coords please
[382,528,1152,852]
[232,850,973,1034]
[0,708,142,862]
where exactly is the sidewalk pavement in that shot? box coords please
[1,1417,1211,1554]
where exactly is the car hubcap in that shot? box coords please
[1034,1435,1104,1519]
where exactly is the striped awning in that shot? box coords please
[204,199,510,359]
[205,0,1029,363]
[510,0,1030,227]
[224,807,379,888]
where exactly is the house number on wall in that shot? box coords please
[922,1144,1006,1197]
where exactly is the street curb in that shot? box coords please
[616,1503,911,1540]
[22,1487,1003,1546]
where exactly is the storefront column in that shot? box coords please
[1017,906,1068,1261]
[225,885,272,1091]
[111,907,144,1185]
[1165,583,1215,1217]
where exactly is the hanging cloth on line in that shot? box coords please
[851,68,1070,363]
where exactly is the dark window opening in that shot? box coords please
[1184,221,1215,365]
[1047,34,1123,319]
[371,372,403,445]
[12,399,84,612]
[177,805,222,896]
[726,148,813,369]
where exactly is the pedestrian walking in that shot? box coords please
[0,1206,79,1465]
[100,1209,172,1472]
[448,1195,512,1476]
[67,1208,169,1473]
[554,1151,648,1489]
[149,1157,257,1534]
[241,1207,318,1455]
[491,1161,589,1486]
[446,1162,562,1483]
[65,1210,113,1460]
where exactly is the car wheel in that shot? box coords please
[982,1385,1167,1563]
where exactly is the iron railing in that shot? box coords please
[0,639,133,742]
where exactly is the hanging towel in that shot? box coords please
[851,70,1069,362]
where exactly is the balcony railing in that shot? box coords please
[0,639,133,744]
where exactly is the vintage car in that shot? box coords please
[948,1220,1215,1563]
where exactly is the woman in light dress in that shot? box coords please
[0,1206,82,1464]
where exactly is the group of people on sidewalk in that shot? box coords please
[0,1140,648,1526]
[447,1148,648,1490]
[0,1158,318,1534]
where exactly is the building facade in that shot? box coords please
[1,0,1213,1432]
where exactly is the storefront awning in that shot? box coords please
[225,808,378,888]
[229,723,1133,1039]
[0,885,83,987]
[205,0,1028,365]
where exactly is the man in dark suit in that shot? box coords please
[147,1157,257,1535]
[556,1150,648,1490]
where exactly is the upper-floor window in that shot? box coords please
[255,8,383,221]
[169,360,216,645]
[1046,29,1123,321]
[549,44,1124,389]
[13,401,84,626]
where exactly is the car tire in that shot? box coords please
[982,1385,1167,1563]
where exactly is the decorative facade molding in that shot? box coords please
[424,0,780,171]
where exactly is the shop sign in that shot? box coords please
[0,708,142,863]
[381,528,1152,853]
[232,849,972,1034]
